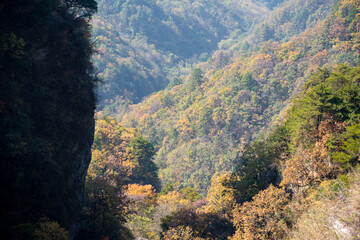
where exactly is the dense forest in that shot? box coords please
[93,0,286,105]
[95,0,360,239]
[1,0,360,239]
[119,0,357,193]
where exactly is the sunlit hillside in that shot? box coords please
[1,0,359,239]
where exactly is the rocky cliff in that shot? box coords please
[0,0,97,238]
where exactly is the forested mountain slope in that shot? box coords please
[118,0,360,193]
[228,63,360,239]
[76,116,160,239]
[92,0,285,105]
[216,0,336,53]
[93,61,360,240]
[2,0,358,239]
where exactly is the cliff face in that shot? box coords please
[0,0,97,238]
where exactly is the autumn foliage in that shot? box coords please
[231,185,289,240]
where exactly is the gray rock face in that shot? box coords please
[67,118,95,239]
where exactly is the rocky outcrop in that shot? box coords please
[0,1,97,238]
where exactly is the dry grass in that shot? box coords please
[289,172,360,240]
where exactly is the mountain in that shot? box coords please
[2,0,359,239]
[112,0,360,234]
[92,0,283,105]
[229,63,360,239]
[117,0,360,193]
